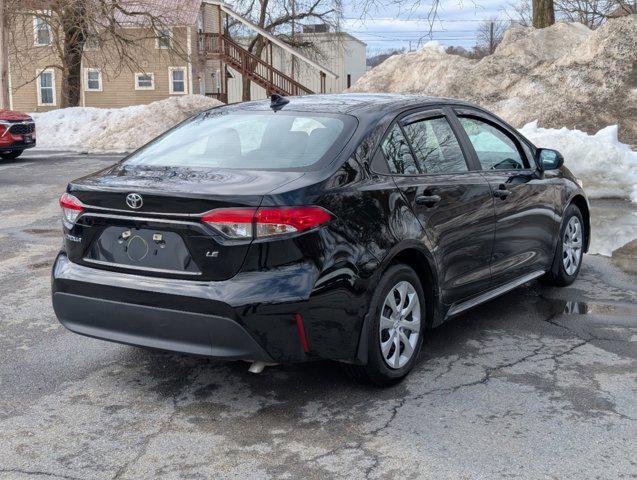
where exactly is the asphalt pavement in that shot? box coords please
[0,150,636,479]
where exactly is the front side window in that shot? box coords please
[34,16,52,46]
[37,70,55,105]
[135,73,155,90]
[169,67,186,94]
[403,117,468,174]
[382,124,419,175]
[124,111,352,171]
[85,69,102,91]
[459,117,527,170]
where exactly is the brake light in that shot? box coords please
[201,206,332,239]
[201,208,256,239]
[59,192,83,224]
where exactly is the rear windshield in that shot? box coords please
[124,110,355,171]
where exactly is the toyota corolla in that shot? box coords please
[52,94,589,385]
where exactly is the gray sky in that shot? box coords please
[341,0,512,53]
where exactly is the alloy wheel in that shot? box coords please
[562,216,583,276]
[379,280,421,369]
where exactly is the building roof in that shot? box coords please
[113,0,202,26]
[297,31,367,47]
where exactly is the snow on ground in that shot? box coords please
[31,95,222,154]
[519,122,637,203]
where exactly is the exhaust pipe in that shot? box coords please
[248,361,278,374]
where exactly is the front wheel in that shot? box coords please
[1,150,23,160]
[544,204,585,286]
[347,264,425,386]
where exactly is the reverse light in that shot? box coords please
[59,192,83,224]
[202,206,332,239]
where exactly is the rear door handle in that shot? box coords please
[493,185,511,199]
[415,194,441,207]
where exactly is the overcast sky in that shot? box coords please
[341,0,513,53]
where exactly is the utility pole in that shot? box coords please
[489,21,495,54]
[0,0,10,109]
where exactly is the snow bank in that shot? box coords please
[31,95,222,153]
[519,122,637,202]
[351,16,637,146]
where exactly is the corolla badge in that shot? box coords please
[126,193,143,209]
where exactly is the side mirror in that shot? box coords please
[536,148,564,170]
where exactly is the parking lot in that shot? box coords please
[1,150,636,479]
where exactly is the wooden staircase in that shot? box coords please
[199,33,316,97]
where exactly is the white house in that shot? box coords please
[226,25,367,103]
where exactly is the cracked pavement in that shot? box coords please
[1,151,636,479]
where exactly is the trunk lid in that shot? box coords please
[65,165,305,281]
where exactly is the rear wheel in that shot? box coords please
[1,150,23,160]
[347,264,425,386]
[544,204,585,286]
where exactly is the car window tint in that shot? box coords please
[459,117,527,170]
[123,112,349,170]
[403,117,468,174]
[382,124,419,175]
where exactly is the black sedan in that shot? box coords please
[52,94,589,385]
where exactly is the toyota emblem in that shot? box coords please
[126,193,143,209]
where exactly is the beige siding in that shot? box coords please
[9,13,196,112]
[81,27,192,109]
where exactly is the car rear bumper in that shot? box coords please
[0,141,35,152]
[51,252,323,362]
[52,291,273,361]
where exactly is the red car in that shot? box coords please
[0,109,36,160]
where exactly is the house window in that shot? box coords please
[135,73,155,90]
[33,15,52,46]
[156,28,172,49]
[169,67,187,94]
[85,36,101,51]
[37,69,56,106]
[84,68,102,91]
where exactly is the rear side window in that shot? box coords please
[124,111,352,171]
[403,117,468,174]
[458,117,527,170]
[382,124,419,175]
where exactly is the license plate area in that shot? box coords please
[85,227,200,275]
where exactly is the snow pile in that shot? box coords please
[519,122,637,202]
[351,16,637,146]
[31,95,222,153]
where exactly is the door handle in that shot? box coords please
[493,185,511,199]
[415,194,441,207]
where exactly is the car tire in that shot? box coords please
[1,150,23,160]
[544,204,585,287]
[347,264,426,387]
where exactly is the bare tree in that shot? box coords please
[508,0,634,28]
[476,17,509,54]
[504,0,533,26]
[0,0,10,109]
[6,0,191,108]
[533,0,556,27]
[228,0,339,101]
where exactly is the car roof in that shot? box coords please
[221,93,479,118]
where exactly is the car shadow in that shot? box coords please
[116,280,564,403]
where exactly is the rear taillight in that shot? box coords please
[202,206,332,239]
[59,192,83,224]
